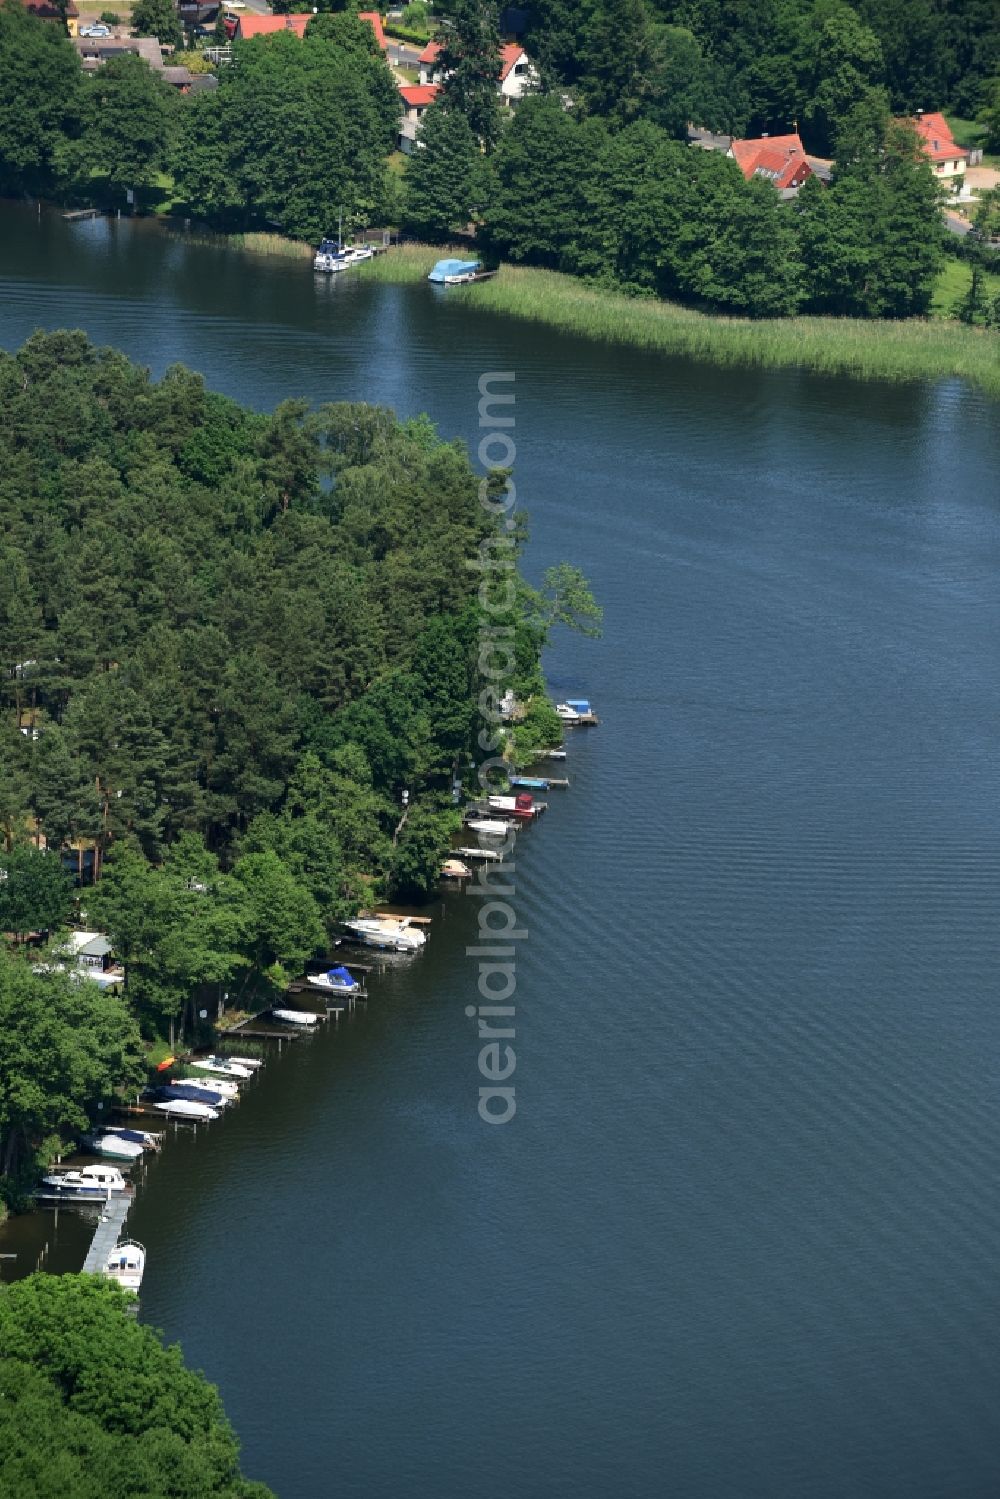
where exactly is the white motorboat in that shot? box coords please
[219,1054,263,1071]
[306,965,361,997]
[555,703,581,723]
[36,1165,130,1201]
[272,1007,319,1027]
[176,1074,239,1101]
[344,917,427,952]
[466,818,513,837]
[190,1055,253,1080]
[152,1098,219,1122]
[441,858,473,878]
[103,1239,145,1294]
[81,1132,145,1163]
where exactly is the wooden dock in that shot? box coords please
[81,1193,132,1276]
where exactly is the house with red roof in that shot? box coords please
[418,39,536,106]
[225,9,387,48]
[909,111,968,192]
[728,132,813,196]
[399,83,440,124]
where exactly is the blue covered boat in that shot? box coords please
[428,257,481,285]
[307,964,361,997]
[509,775,550,790]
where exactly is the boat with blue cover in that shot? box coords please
[306,964,361,997]
[428,257,481,285]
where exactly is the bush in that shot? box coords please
[100,10,120,23]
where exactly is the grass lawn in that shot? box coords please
[931,256,1000,318]
[945,115,1000,170]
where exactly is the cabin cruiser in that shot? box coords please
[103,1239,145,1294]
[150,1096,219,1122]
[555,703,581,723]
[343,916,427,952]
[272,1007,319,1026]
[81,1132,145,1163]
[190,1055,254,1080]
[314,240,374,272]
[486,793,537,819]
[36,1164,130,1200]
[306,965,361,997]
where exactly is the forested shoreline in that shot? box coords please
[0,329,593,1193]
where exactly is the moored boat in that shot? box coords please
[486,792,540,819]
[36,1165,130,1201]
[272,1007,319,1027]
[343,916,427,952]
[306,965,361,997]
[80,1132,145,1163]
[173,1074,239,1102]
[441,858,473,878]
[150,1096,219,1122]
[150,1082,229,1110]
[466,817,514,837]
[190,1055,254,1080]
[103,1238,145,1294]
[428,257,482,284]
[218,1054,263,1071]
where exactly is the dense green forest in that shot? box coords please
[0,331,581,1061]
[0,1273,272,1497]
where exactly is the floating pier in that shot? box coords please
[81,1194,132,1276]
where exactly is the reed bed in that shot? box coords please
[461,265,1000,400]
[229,231,314,261]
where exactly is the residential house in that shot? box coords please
[728,132,814,197]
[910,111,968,191]
[73,33,200,88]
[38,930,124,990]
[17,0,79,35]
[400,83,440,126]
[417,40,537,106]
[225,9,387,48]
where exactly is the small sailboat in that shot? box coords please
[103,1239,145,1294]
[306,964,361,997]
[36,1165,130,1201]
[272,1007,319,1027]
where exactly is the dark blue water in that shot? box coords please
[2,207,1000,1499]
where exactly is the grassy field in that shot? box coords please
[931,256,1000,318]
[355,245,1000,399]
[945,115,1000,170]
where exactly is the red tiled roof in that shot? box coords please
[418,39,441,65]
[237,13,309,39]
[399,84,440,108]
[910,111,967,163]
[499,42,524,81]
[730,132,805,176]
[358,10,386,49]
[236,11,386,47]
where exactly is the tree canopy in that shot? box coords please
[0,1273,272,1498]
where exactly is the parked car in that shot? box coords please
[80,23,112,35]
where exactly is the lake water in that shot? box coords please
[2,205,1000,1499]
